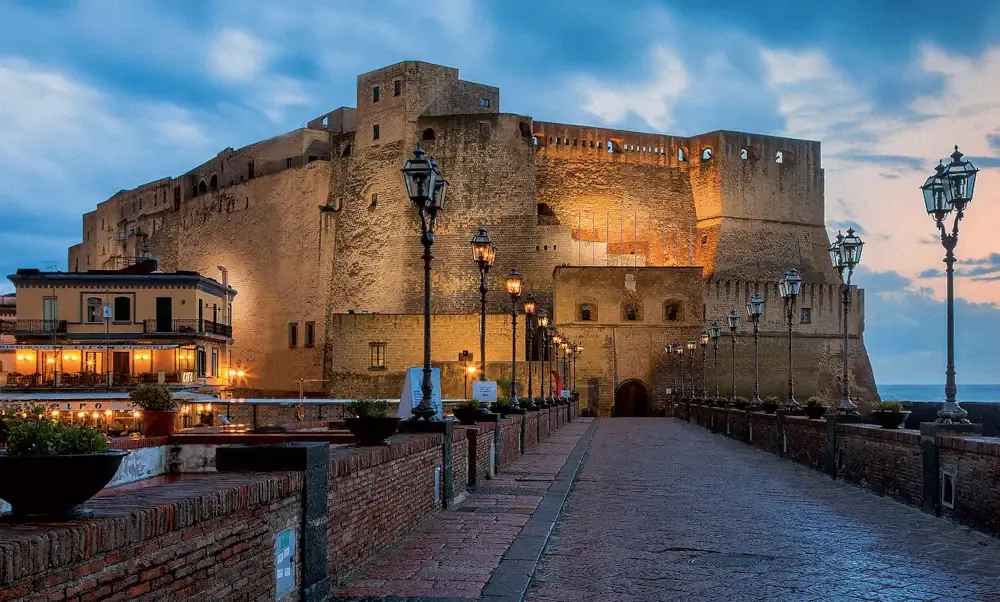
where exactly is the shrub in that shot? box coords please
[520,398,537,410]
[454,399,480,411]
[344,399,391,418]
[6,420,109,456]
[734,396,748,404]
[872,400,904,411]
[806,396,826,407]
[763,396,780,404]
[129,384,177,411]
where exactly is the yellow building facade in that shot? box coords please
[1,261,238,391]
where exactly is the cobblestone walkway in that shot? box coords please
[332,419,592,601]
[527,418,1000,602]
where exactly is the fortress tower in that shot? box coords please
[66,61,877,413]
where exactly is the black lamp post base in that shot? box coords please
[936,406,970,425]
[410,406,438,421]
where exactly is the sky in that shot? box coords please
[0,0,998,385]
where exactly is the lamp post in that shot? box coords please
[829,228,864,416]
[537,310,549,403]
[560,341,570,397]
[524,293,537,406]
[920,146,979,424]
[746,293,765,410]
[699,330,709,402]
[665,344,675,399]
[686,338,696,402]
[676,344,686,398]
[550,330,561,401]
[464,364,476,399]
[505,268,523,407]
[402,147,448,419]
[727,310,740,404]
[778,268,803,411]
[470,228,497,391]
[573,343,583,394]
[710,322,721,403]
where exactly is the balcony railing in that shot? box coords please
[142,319,232,337]
[0,319,68,335]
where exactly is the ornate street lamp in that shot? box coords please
[551,331,562,400]
[675,344,686,398]
[727,309,740,404]
[402,147,447,419]
[686,338,696,402]
[470,227,497,391]
[829,228,864,416]
[524,293,536,406]
[505,268,523,407]
[710,322,722,403]
[665,344,676,399]
[778,268,803,410]
[920,146,979,424]
[746,293,765,410]
[699,330,710,402]
[560,341,570,396]
[537,309,549,404]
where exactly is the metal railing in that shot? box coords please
[142,319,232,337]
[0,319,68,334]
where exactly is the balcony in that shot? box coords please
[142,319,232,338]
[0,319,68,335]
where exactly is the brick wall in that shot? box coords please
[498,416,522,468]
[451,430,469,502]
[938,436,1000,535]
[836,424,923,507]
[465,423,495,487]
[524,410,539,449]
[0,473,304,602]
[782,416,827,472]
[748,412,780,454]
[540,408,550,438]
[327,434,443,581]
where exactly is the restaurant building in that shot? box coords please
[0,260,237,392]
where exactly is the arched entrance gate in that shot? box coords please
[614,380,650,417]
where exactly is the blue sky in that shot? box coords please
[1,0,998,385]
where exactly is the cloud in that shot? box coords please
[989,134,1000,153]
[208,30,269,82]
[573,46,690,131]
[830,154,926,171]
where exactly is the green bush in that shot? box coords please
[128,384,177,411]
[806,396,826,407]
[454,399,480,411]
[6,420,109,456]
[734,396,749,404]
[344,399,391,418]
[763,396,780,404]
[872,400,904,411]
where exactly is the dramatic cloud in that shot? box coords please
[208,30,269,82]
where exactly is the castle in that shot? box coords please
[66,61,877,414]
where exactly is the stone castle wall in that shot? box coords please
[61,60,876,400]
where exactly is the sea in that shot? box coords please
[879,384,1000,403]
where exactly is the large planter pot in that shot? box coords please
[761,403,779,414]
[452,407,478,425]
[804,405,828,420]
[141,410,178,437]
[345,417,401,446]
[0,450,128,519]
[872,410,910,430]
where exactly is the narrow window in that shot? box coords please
[665,303,680,322]
[132,201,136,213]
[373,86,380,102]
[113,297,131,322]
[775,151,784,164]
[678,147,687,162]
[373,124,380,140]
[211,348,219,377]
[305,321,315,347]
[209,174,218,191]
[481,98,490,107]
[286,158,292,169]
[369,342,386,369]
[580,304,592,321]
[173,187,181,211]
[800,308,812,324]
[370,193,378,208]
[288,322,299,348]
[248,161,255,179]
[197,348,206,377]
[741,148,749,160]
[393,80,401,96]
[138,198,143,210]
[624,304,639,322]
[86,297,102,323]
[702,148,713,161]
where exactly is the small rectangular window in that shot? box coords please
[800,308,812,324]
[393,80,401,96]
[369,342,386,369]
[373,124,380,140]
[288,322,299,348]
[305,321,315,348]
[373,86,380,102]
[248,161,255,179]
[286,158,292,169]
[481,98,490,107]
[211,348,218,377]
[370,192,378,207]
[139,198,143,210]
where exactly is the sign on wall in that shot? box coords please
[471,380,497,403]
[274,528,295,599]
[398,367,443,419]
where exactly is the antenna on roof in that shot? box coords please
[42,261,59,272]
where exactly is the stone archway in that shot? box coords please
[615,380,650,417]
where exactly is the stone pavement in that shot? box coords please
[527,418,1000,602]
[331,418,594,601]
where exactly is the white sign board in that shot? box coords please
[560,389,571,399]
[398,367,443,419]
[471,380,498,403]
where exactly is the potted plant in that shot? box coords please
[761,396,779,414]
[805,397,828,420]
[490,399,513,418]
[129,384,179,436]
[344,399,400,445]
[0,413,127,519]
[520,397,537,411]
[870,400,910,429]
[452,399,480,425]
[731,396,749,410]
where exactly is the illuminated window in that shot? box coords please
[86,298,102,323]
[369,342,386,369]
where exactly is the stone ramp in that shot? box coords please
[331,418,594,601]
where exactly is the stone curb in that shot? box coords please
[479,419,599,602]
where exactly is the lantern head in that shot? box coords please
[401,146,436,206]
[505,267,523,299]
[921,161,952,222]
[746,293,765,319]
[727,308,741,330]
[470,227,497,269]
[778,268,802,299]
[942,145,978,212]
